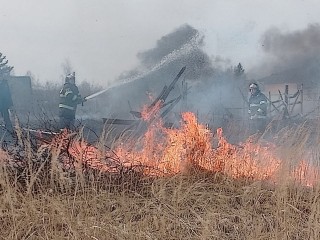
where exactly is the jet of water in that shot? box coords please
[99,33,202,93]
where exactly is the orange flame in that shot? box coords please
[9,112,320,187]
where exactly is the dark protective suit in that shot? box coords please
[248,90,268,134]
[0,79,13,132]
[58,82,83,130]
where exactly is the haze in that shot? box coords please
[1,0,319,86]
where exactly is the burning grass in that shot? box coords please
[1,112,320,239]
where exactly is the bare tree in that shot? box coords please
[0,52,14,76]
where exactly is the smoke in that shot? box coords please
[251,23,320,84]
[263,24,320,62]
[118,24,218,83]
[137,24,202,68]
[105,24,220,118]
[100,24,244,129]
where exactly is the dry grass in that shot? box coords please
[1,171,320,240]
[1,121,320,239]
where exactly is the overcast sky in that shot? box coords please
[1,0,319,86]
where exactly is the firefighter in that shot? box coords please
[0,78,13,133]
[248,82,268,135]
[58,72,86,130]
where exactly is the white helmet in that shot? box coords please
[249,82,259,90]
[65,72,75,83]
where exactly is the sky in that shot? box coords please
[1,0,320,86]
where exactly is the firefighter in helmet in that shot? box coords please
[58,72,86,130]
[248,82,268,135]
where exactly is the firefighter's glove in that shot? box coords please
[250,114,258,120]
[81,98,87,106]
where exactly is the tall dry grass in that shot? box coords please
[0,121,320,239]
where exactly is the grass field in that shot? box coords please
[1,114,320,239]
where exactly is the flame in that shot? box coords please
[111,112,283,179]
[43,112,320,186]
[43,113,320,187]
[4,111,320,187]
[141,100,163,121]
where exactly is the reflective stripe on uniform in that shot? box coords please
[60,90,73,98]
[250,115,267,120]
[62,89,72,96]
[249,103,260,107]
[59,104,75,110]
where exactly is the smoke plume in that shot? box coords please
[252,23,320,85]
[101,24,244,133]
[107,24,223,118]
